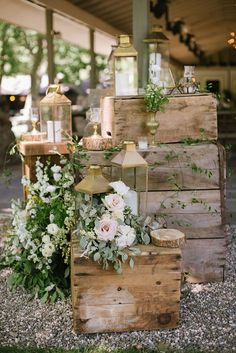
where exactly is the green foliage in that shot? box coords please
[181,128,216,146]
[144,82,170,113]
[1,157,76,302]
[103,146,122,160]
[190,163,213,178]
[76,184,150,273]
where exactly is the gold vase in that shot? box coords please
[146,112,160,147]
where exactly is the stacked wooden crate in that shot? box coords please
[84,93,226,283]
[71,242,182,333]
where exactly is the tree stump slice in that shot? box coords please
[151,229,186,248]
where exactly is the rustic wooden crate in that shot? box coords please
[71,242,182,333]
[101,94,217,145]
[82,142,226,283]
[18,141,70,184]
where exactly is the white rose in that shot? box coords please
[45,185,56,193]
[41,242,55,258]
[109,181,130,196]
[47,223,59,235]
[95,218,118,241]
[42,234,50,243]
[103,194,125,212]
[53,173,61,182]
[116,225,136,248]
[51,165,61,173]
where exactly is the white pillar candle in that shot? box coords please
[54,120,62,142]
[47,120,54,142]
[124,190,138,216]
[138,136,148,150]
[115,72,130,96]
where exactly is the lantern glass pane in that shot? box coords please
[148,43,175,88]
[114,57,138,96]
[40,103,71,142]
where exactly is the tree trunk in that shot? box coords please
[30,34,44,105]
[0,24,8,88]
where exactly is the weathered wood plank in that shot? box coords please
[83,143,221,190]
[19,141,71,156]
[101,94,217,145]
[178,226,226,239]
[140,189,221,214]
[182,238,226,283]
[71,242,181,333]
[74,302,180,333]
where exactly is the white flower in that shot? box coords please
[51,165,61,173]
[41,242,55,258]
[103,194,125,212]
[116,225,136,249]
[47,223,59,235]
[42,234,50,243]
[49,214,55,223]
[21,176,30,186]
[53,173,61,182]
[45,185,56,193]
[112,210,124,221]
[95,218,118,241]
[109,181,130,196]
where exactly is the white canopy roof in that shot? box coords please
[0,0,116,56]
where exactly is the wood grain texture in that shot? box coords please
[151,229,186,248]
[71,242,181,333]
[81,143,226,283]
[19,141,71,156]
[101,94,217,145]
[182,238,226,283]
[83,143,221,191]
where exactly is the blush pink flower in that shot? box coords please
[95,218,118,241]
[103,194,125,212]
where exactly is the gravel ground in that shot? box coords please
[0,227,235,352]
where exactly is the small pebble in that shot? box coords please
[0,227,235,351]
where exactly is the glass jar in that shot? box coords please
[178,66,198,94]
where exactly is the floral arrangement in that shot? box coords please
[2,157,76,302]
[76,181,150,273]
[144,82,170,113]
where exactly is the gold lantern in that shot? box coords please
[111,141,148,215]
[113,35,138,97]
[75,165,112,196]
[144,26,175,91]
[40,84,72,143]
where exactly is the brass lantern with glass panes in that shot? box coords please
[113,35,138,97]
[40,84,72,142]
[111,141,148,215]
[144,26,175,92]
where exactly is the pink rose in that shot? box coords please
[103,194,125,212]
[95,218,118,241]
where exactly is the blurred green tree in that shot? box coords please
[0,22,107,102]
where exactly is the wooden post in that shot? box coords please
[90,28,96,89]
[132,0,149,89]
[46,8,55,84]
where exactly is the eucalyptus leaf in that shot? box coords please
[93,252,100,261]
[129,258,135,269]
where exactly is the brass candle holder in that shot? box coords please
[146,113,160,147]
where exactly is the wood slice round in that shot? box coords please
[150,229,186,248]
